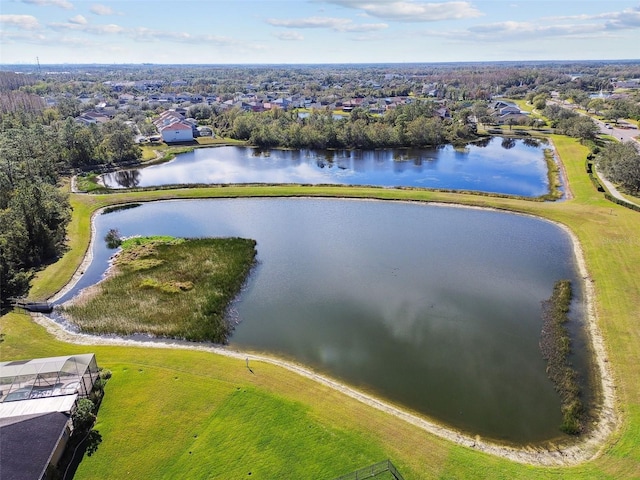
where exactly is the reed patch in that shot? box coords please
[61,236,257,343]
[540,280,584,435]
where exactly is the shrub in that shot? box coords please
[72,398,96,433]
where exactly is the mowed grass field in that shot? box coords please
[1,135,640,478]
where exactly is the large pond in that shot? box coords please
[56,198,590,443]
[101,137,551,197]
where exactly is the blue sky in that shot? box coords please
[1,0,639,64]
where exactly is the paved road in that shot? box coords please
[549,100,640,149]
[548,100,640,206]
[594,119,640,148]
[596,167,640,207]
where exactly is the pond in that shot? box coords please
[101,137,551,197]
[55,198,591,443]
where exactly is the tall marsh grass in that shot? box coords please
[61,236,257,343]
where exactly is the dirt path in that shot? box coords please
[549,138,573,200]
[36,201,619,468]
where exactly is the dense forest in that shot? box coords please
[0,73,141,303]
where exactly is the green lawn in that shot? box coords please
[1,134,640,479]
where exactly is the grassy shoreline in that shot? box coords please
[2,135,640,478]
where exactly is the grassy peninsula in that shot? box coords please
[61,236,257,343]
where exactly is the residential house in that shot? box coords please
[0,354,100,480]
[75,110,110,125]
[490,100,528,124]
[159,117,194,143]
[436,107,451,120]
[0,412,72,480]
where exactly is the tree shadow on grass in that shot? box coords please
[60,429,102,480]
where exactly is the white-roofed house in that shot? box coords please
[160,121,194,143]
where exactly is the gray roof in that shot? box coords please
[0,412,70,480]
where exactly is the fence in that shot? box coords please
[333,459,405,480]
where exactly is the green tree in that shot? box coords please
[533,93,549,110]
[56,96,81,119]
[597,142,640,194]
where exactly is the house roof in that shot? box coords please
[161,121,192,131]
[0,394,78,419]
[0,412,70,480]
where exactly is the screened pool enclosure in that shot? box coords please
[0,354,99,405]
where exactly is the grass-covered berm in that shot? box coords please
[61,236,257,343]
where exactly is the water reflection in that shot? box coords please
[501,137,516,149]
[100,137,552,197]
[112,170,141,188]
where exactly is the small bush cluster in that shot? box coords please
[102,203,142,215]
[604,193,640,213]
[587,171,605,192]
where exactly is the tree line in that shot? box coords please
[0,113,141,303]
[0,123,70,302]
[212,102,478,149]
[542,104,599,140]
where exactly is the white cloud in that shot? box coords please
[68,14,87,25]
[0,14,41,30]
[48,21,124,34]
[465,20,602,42]
[275,31,305,41]
[44,18,263,51]
[342,22,388,32]
[267,16,387,32]
[58,35,96,47]
[542,6,640,30]
[321,0,483,22]
[0,30,47,44]
[604,7,640,30]
[90,3,115,16]
[96,23,124,34]
[130,26,258,49]
[21,0,73,9]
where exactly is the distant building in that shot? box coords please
[75,110,111,125]
[612,79,640,89]
[160,121,194,143]
[489,100,528,124]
